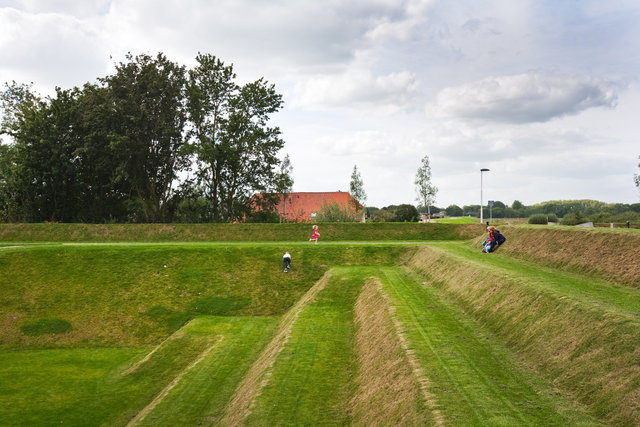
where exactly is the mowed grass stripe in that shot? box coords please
[0,347,145,426]
[0,321,218,426]
[351,278,437,426]
[380,267,601,426]
[243,267,368,426]
[381,268,481,424]
[129,316,279,426]
[220,272,332,425]
[126,335,225,426]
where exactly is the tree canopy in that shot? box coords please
[0,53,286,223]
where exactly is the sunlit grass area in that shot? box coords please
[1,224,638,425]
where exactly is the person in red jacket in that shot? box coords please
[484,225,506,253]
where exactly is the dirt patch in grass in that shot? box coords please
[351,278,440,425]
[219,271,332,426]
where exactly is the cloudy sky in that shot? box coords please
[2,0,640,208]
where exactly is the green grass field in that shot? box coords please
[1,224,638,425]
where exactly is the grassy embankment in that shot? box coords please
[0,222,483,243]
[406,226,640,425]
[0,244,411,349]
[481,224,640,288]
[0,241,411,425]
[1,223,639,425]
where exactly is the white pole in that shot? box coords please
[480,168,489,224]
[480,171,484,223]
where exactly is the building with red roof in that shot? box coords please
[257,191,362,222]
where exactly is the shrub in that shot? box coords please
[315,201,359,222]
[561,211,587,226]
[528,214,548,225]
[547,213,558,223]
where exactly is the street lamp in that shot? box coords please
[480,168,490,224]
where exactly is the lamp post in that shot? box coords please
[480,168,490,224]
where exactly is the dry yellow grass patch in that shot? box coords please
[487,227,640,287]
[219,271,332,426]
[351,278,441,426]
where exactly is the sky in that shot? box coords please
[1,0,640,208]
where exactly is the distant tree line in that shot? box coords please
[367,199,640,223]
[0,52,289,223]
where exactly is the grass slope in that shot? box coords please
[482,225,640,287]
[0,316,278,426]
[243,267,363,425]
[2,225,639,425]
[408,245,640,425]
[0,244,412,349]
[380,267,599,426]
[0,222,484,243]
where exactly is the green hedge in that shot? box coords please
[528,214,548,224]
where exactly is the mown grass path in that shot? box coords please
[242,267,365,426]
[379,267,601,426]
[0,316,278,426]
[128,316,279,426]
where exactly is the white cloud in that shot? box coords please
[0,7,108,91]
[2,0,640,207]
[430,73,620,123]
[292,69,419,113]
[19,0,111,18]
[364,0,434,42]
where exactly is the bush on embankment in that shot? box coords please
[477,225,640,288]
[407,246,640,425]
[0,222,484,243]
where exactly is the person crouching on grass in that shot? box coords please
[283,251,291,272]
[483,225,506,253]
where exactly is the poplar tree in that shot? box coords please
[350,164,367,207]
[415,155,438,219]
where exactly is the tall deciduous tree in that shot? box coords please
[104,53,188,222]
[0,143,18,221]
[415,154,438,219]
[75,83,130,221]
[187,53,284,222]
[2,86,85,221]
[0,81,38,221]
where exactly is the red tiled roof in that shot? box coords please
[266,192,361,222]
